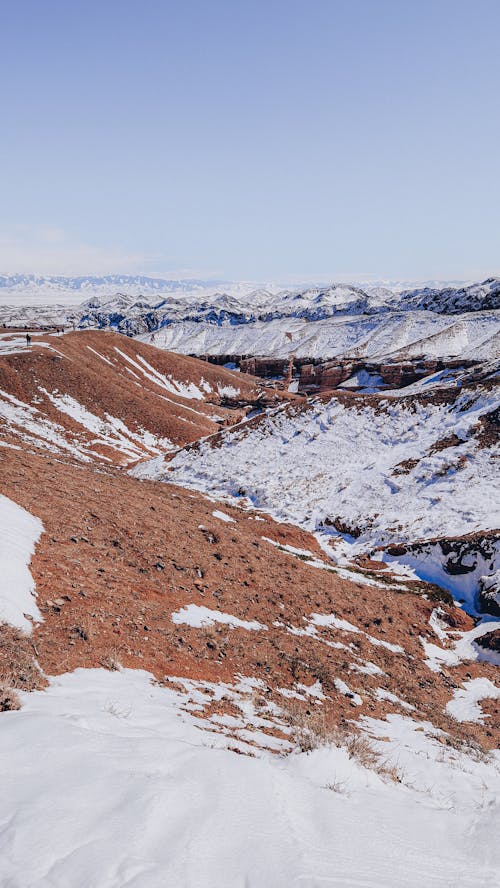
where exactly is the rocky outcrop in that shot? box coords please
[475,628,500,655]
[385,532,500,614]
[199,355,479,394]
[478,571,500,616]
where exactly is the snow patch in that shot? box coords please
[0,495,43,632]
[446,678,500,723]
[212,509,235,523]
[171,604,267,632]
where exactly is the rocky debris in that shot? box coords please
[321,516,363,538]
[0,686,21,712]
[0,623,47,692]
[476,404,500,449]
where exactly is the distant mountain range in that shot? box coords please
[0,272,472,301]
[1,275,499,362]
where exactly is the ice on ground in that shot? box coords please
[446,678,500,723]
[171,604,267,632]
[0,495,43,632]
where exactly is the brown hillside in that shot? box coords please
[0,330,288,464]
[0,443,498,750]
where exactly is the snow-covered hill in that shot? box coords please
[1,275,499,361]
[0,330,270,464]
[79,277,500,362]
[140,310,500,361]
[0,273,471,305]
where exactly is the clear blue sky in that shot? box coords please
[1,0,499,282]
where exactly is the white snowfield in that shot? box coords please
[139,309,500,361]
[1,667,499,888]
[163,384,499,543]
[0,495,43,632]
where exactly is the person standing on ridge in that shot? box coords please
[26,333,31,346]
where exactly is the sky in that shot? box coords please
[1,0,499,283]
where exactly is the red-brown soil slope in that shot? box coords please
[0,330,286,464]
[1,444,498,750]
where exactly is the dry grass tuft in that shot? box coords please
[281,698,402,782]
[0,623,47,692]
[100,654,122,671]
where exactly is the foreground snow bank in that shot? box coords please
[0,494,43,632]
[1,668,499,888]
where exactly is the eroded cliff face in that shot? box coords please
[201,353,483,394]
